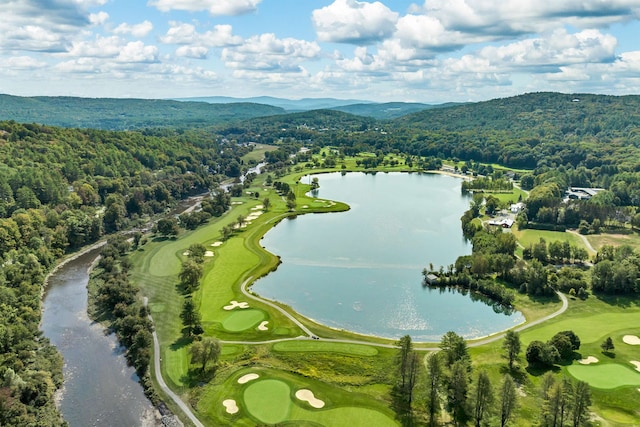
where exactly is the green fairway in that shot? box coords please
[567,364,640,389]
[222,309,266,332]
[243,379,292,424]
[273,340,378,356]
[521,312,640,344]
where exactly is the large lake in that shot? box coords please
[254,172,524,341]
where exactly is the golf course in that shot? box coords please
[128,152,640,426]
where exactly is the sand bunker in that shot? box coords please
[182,251,190,256]
[623,335,640,345]
[223,300,249,310]
[211,241,223,247]
[579,356,599,365]
[631,361,640,373]
[223,399,239,414]
[231,201,243,205]
[295,389,325,409]
[302,205,309,208]
[251,205,263,210]
[237,373,260,384]
[257,321,269,331]
[204,251,214,257]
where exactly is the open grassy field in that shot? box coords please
[240,143,278,163]
[512,228,586,249]
[130,156,640,426]
[585,229,640,251]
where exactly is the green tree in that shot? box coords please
[262,197,271,211]
[440,331,469,367]
[180,297,201,336]
[571,380,591,427]
[426,353,443,426]
[446,360,470,427]
[396,335,413,392]
[187,243,206,261]
[502,330,521,370]
[472,370,493,427]
[179,260,203,292]
[600,336,614,353]
[156,217,179,237]
[190,337,221,373]
[499,374,517,427]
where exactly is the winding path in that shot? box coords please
[145,297,205,427]
[567,229,597,254]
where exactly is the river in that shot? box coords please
[40,248,159,427]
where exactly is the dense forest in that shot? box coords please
[0,95,284,130]
[0,120,247,425]
[3,91,640,424]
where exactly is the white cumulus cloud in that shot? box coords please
[113,20,154,38]
[313,0,399,44]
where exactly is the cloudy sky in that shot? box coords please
[2,0,640,103]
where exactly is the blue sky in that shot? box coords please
[1,0,640,103]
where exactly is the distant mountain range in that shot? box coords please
[172,96,451,119]
[0,94,284,130]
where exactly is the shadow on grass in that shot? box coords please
[390,386,418,427]
[594,293,640,308]
[602,351,616,359]
[170,335,192,352]
[499,365,528,384]
[181,366,218,388]
[525,364,560,377]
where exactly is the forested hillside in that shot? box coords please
[0,121,247,425]
[0,95,284,130]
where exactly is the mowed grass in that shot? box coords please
[567,364,640,389]
[272,341,378,356]
[222,309,265,332]
[198,367,398,427]
[512,228,585,250]
[243,379,292,424]
[241,143,278,164]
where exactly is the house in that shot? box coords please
[488,218,514,228]
[510,202,524,214]
[424,274,439,285]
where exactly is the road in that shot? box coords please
[145,297,205,427]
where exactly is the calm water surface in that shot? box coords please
[40,249,157,426]
[254,172,524,341]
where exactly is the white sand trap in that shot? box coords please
[623,335,640,345]
[182,251,190,256]
[223,300,250,310]
[302,205,309,208]
[631,361,640,372]
[204,251,214,257]
[237,373,260,384]
[223,399,239,414]
[251,205,264,210]
[579,356,599,365]
[295,389,325,409]
[258,321,269,331]
[211,241,223,247]
[231,201,243,205]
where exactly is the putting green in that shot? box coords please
[222,309,265,332]
[567,364,640,389]
[273,340,378,356]
[243,379,291,424]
